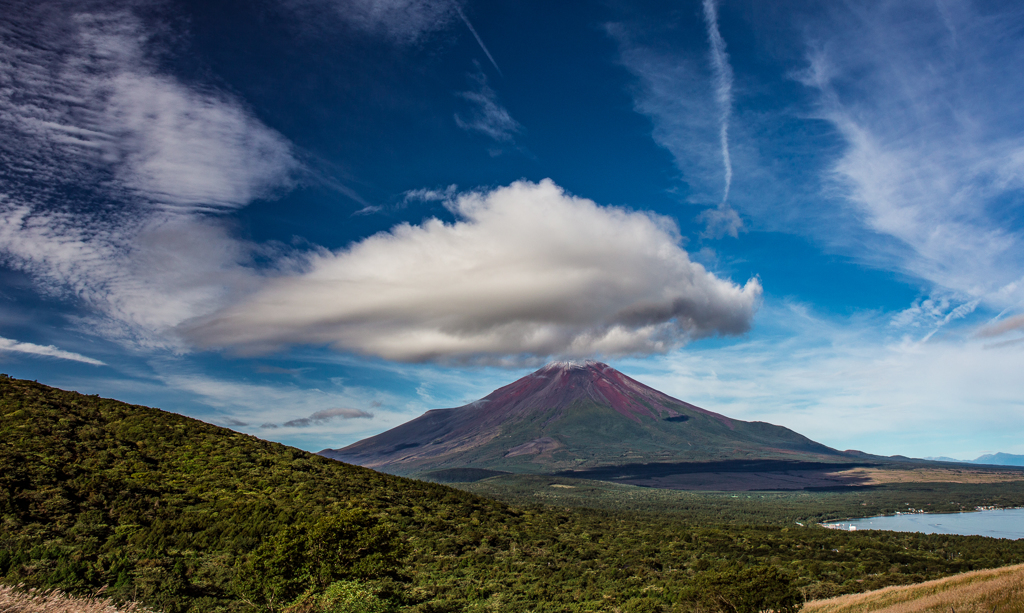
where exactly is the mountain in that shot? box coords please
[973,453,1024,466]
[929,453,1024,466]
[321,360,847,476]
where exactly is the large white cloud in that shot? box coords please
[187,179,762,363]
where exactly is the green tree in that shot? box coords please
[695,564,802,613]
[304,509,403,591]
[286,580,392,613]
[233,509,404,611]
[234,526,309,612]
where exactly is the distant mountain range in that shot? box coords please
[321,360,854,476]
[926,453,1024,466]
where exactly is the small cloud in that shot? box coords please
[222,417,249,427]
[0,336,105,366]
[890,296,980,342]
[260,422,280,429]
[890,297,954,329]
[354,185,458,218]
[976,313,1024,339]
[697,203,743,239]
[282,407,374,428]
[255,365,305,375]
[286,0,460,44]
[404,185,458,204]
[691,247,719,269]
[352,205,385,216]
[454,69,522,144]
[311,407,375,420]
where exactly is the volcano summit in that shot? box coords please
[321,361,846,476]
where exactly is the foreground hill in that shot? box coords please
[803,562,1024,612]
[5,375,1024,613]
[0,375,507,612]
[323,361,847,476]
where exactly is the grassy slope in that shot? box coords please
[803,562,1024,613]
[5,375,1024,613]
[0,584,154,613]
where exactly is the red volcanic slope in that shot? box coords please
[321,360,844,474]
[479,361,732,427]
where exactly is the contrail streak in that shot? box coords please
[702,0,733,204]
[455,5,503,77]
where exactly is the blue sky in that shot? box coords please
[2,0,1023,460]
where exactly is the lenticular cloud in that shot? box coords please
[187,179,762,363]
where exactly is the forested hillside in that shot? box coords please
[3,375,1024,613]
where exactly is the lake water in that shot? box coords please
[825,507,1024,539]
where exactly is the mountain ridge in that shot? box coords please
[926,452,1024,467]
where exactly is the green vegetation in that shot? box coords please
[4,375,1024,613]
[451,473,1024,525]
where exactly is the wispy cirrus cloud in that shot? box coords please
[0,208,265,350]
[454,68,522,145]
[0,2,300,350]
[186,179,762,364]
[796,0,1024,303]
[283,0,460,44]
[0,336,105,366]
[609,23,722,205]
[701,0,734,206]
[0,7,297,213]
[404,184,458,204]
[614,0,1024,321]
[608,18,745,238]
[454,5,502,76]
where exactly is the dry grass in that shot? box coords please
[802,563,1024,613]
[0,585,156,613]
[830,467,1024,485]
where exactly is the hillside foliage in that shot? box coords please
[4,375,1024,613]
